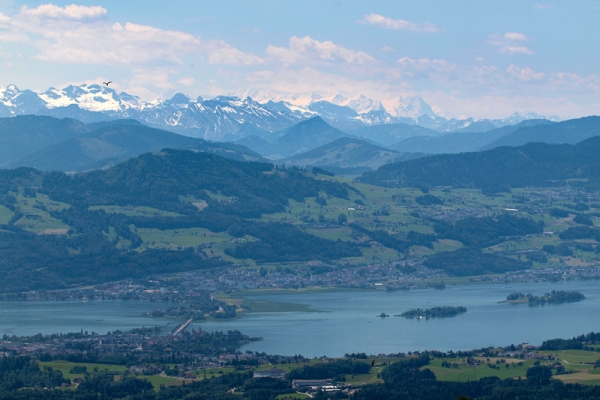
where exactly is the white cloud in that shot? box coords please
[504,32,528,41]
[178,77,196,86]
[359,13,440,33]
[19,4,107,20]
[507,65,545,81]
[266,36,375,66]
[489,33,534,55]
[207,45,264,66]
[0,4,261,68]
[500,46,534,55]
[396,57,457,79]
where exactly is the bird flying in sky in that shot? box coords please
[102,81,112,86]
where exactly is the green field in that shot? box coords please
[0,204,13,224]
[137,227,236,250]
[426,357,534,381]
[39,361,127,380]
[89,205,182,218]
[5,170,600,278]
[276,393,310,399]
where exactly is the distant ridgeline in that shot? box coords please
[504,290,585,306]
[358,133,600,191]
[396,306,467,319]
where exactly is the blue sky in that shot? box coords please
[0,0,598,119]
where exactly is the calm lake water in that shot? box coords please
[2,281,600,357]
[0,300,172,337]
[195,280,600,357]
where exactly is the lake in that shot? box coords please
[0,300,172,337]
[195,280,600,357]
[1,281,599,358]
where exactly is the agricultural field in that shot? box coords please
[89,205,182,218]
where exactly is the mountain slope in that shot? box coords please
[359,135,600,189]
[0,115,90,167]
[349,123,440,147]
[391,119,553,154]
[10,123,264,171]
[0,151,361,292]
[284,137,426,173]
[480,116,600,150]
[259,116,350,158]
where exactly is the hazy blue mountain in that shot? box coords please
[391,119,554,154]
[0,115,90,167]
[454,120,498,133]
[265,116,351,158]
[480,116,600,150]
[234,135,275,156]
[10,123,264,171]
[350,123,440,147]
[86,119,144,130]
[307,101,358,120]
[284,137,426,174]
[359,135,600,189]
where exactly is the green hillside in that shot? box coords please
[359,136,600,190]
[2,143,600,294]
[0,115,89,167]
[284,137,425,174]
[391,119,552,154]
[480,116,600,150]
[10,123,264,171]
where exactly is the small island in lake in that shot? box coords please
[395,306,467,319]
[502,290,585,306]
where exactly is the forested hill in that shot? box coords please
[0,151,362,292]
[6,120,264,171]
[43,149,349,217]
[480,115,600,150]
[358,135,600,189]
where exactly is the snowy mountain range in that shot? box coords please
[0,84,560,141]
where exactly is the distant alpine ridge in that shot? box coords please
[0,83,559,141]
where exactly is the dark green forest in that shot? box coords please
[359,135,600,190]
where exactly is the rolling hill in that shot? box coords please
[4,118,264,171]
[359,135,600,189]
[235,116,351,159]
[480,116,600,150]
[284,137,426,175]
[0,115,90,167]
[349,123,440,147]
[390,119,553,154]
[0,150,362,292]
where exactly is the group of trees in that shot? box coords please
[288,359,370,380]
[359,134,600,190]
[350,223,435,253]
[353,354,600,400]
[433,214,544,248]
[424,249,530,276]
[399,306,467,319]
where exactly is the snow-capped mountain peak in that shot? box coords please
[383,95,437,119]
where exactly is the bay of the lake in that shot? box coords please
[0,300,173,337]
[195,280,600,357]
